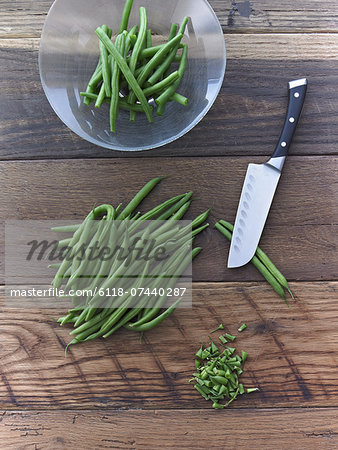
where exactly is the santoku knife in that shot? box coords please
[228,78,308,268]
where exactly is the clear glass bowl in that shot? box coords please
[39,0,226,151]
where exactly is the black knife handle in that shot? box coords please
[270,78,308,160]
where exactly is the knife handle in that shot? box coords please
[269,78,308,167]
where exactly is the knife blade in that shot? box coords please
[228,78,308,268]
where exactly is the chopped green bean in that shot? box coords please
[225,333,236,342]
[172,92,189,106]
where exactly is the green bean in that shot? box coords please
[169,23,178,40]
[100,262,151,336]
[71,309,110,335]
[119,99,152,112]
[192,210,210,228]
[129,34,137,46]
[52,224,81,233]
[127,246,201,327]
[87,62,102,89]
[156,103,166,116]
[127,297,183,332]
[251,255,287,303]
[192,223,209,237]
[139,42,183,60]
[147,47,177,86]
[128,33,183,104]
[69,318,107,343]
[125,25,138,57]
[66,219,108,289]
[96,27,153,122]
[170,201,191,220]
[215,222,287,303]
[100,267,168,336]
[156,191,193,220]
[143,71,179,98]
[74,307,91,328]
[48,263,61,269]
[172,92,188,106]
[255,247,294,298]
[81,93,150,112]
[139,44,165,59]
[95,83,106,108]
[214,222,232,241]
[124,245,192,326]
[128,7,148,122]
[148,17,188,86]
[53,205,113,288]
[110,33,124,133]
[135,193,186,221]
[128,7,148,79]
[99,25,111,97]
[238,323,247,332]
[146,29,152,48]
[156,44,188,106]
[58,311,78,325]
[84,56,103,105]
[119,0,134,33]
[127,193,187,234]
[117,176,164,220]
[80,92,99,100]
[149,201,191,241]
[69,208,114,283]
[218,219,293,298]
[55,238,71,249]
[83,223,120,314]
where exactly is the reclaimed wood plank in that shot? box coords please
[0,157,337,283]
[1,36,337,159]
[1,1,338,38]
[0,408,338,449]
[0,282,337,409]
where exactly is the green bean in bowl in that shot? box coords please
[39,0,226,151]
[80,1,189,132]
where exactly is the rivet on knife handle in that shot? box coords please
[267,78,308,172]
[227,78,308,269]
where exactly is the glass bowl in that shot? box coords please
[39,0,226,151]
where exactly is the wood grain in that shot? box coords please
[0,282,337,409]
[1,0,338,38]
[0,157,337,283]
[1,408,338,449]
[1,37,338,159]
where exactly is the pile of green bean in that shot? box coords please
[80,0,189,132]
[215,220,294,304]
[189,325,259,409]
[51,177,209,349]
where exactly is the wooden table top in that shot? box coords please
[0,1,338,448]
